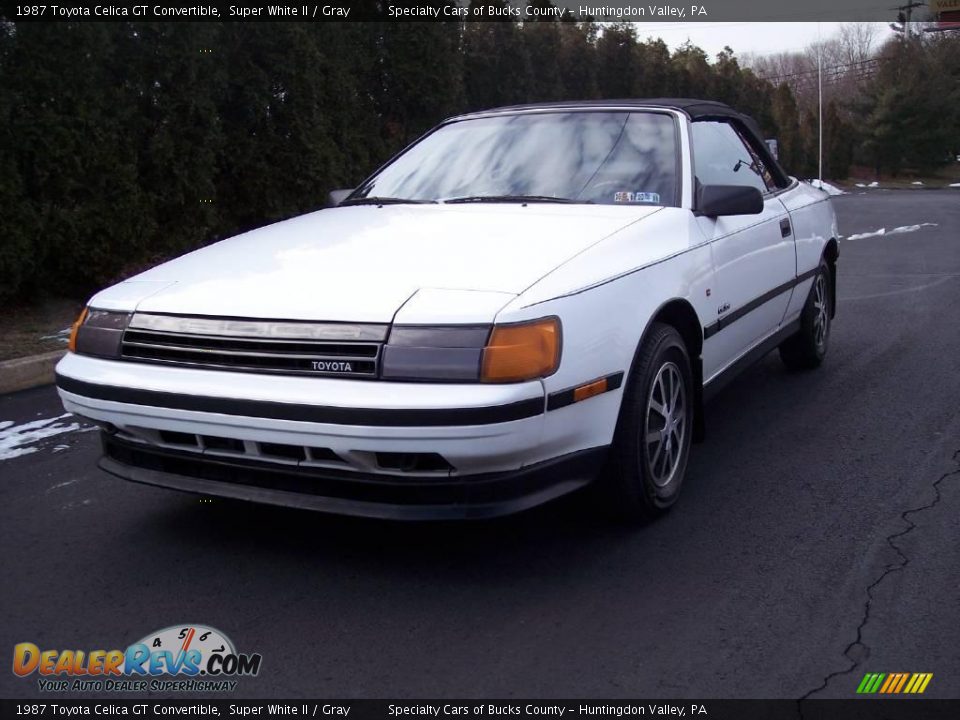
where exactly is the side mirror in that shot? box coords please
[697,184,764,217]
[327,189,353,207]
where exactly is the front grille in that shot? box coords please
[120,313,386,378]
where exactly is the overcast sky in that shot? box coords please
[630,22,895,59]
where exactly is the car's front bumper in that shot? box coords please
[55,352,557,475]
[100,433,606,520]
[55,352,615,518]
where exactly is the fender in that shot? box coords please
[621,297,707,444]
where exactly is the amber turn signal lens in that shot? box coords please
[67,307,89,353]
[481,318,560,383]
[573,377,608,403]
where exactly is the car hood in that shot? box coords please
[102,203,660,323]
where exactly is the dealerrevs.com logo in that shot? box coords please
[13,624,262,693]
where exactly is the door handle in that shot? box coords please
[780,219,792,238]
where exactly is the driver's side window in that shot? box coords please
[691,120,773,194]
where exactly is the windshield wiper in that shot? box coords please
[443,195,582,204]
[339,196,437,206]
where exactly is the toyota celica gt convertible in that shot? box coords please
[56,99,838,521]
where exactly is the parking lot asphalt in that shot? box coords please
[1,189,958,701]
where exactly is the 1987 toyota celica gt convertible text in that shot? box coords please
[56,99,839,520]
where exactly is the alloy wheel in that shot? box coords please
[643,361,687,488]
[813,273,829,348]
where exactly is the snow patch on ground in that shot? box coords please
[0,414,85,461]
[40,327,72,344]
[46,477,79,493]
[949,183,960,188]
[846,223,938,241]
[808,179,846,196]
[61,498,93,511]
[868,181,879,188]
[911,181,924,186]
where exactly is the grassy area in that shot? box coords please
[0,298,83,362]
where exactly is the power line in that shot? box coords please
[754,57,880,83]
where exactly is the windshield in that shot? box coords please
[351,111,680,207]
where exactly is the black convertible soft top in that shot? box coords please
[473,97,741,119]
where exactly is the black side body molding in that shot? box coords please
[703,268,818,339]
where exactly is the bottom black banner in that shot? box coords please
[2,700,959,720]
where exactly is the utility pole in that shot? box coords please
[889,2,925,38]
[817,22,822,183]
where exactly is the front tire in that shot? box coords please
[600,323,693,521]
[779,259,832,370]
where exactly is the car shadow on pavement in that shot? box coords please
[127,350,833,584]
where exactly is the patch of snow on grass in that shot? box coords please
[949,183,960,188]
[846,223,938,241]
[855,183,866,188]
[40,327,72,343]
[808,179,846,196]
[0,413,83,461]
[868,181,879,188]
[911,181,924,185]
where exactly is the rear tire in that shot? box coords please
[600,323,693,521]
[779,259,832,370]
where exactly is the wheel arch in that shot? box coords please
[824,237,839,318]
[625,297,706,443]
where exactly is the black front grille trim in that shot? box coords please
[120,322,382,378]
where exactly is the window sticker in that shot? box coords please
[613,191,661,204]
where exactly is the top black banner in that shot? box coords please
[0,0,947,23]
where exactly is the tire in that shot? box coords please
[599,322,694,521]
[779,259,832,370]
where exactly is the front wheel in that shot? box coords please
[779,259,832,370]
[599,323,693,521]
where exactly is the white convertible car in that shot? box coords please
[56,99,838,520]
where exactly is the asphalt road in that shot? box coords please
[1,189,958,702]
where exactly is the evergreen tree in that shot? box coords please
[670,42,712,97]
[463,5,532,110]
[556,22,598,100]
[522,15,565,103]
[0,21,33,301]
[375,20,465,149]
[8,23,151,297]
[769,83,804,174]
[120,23,225,261]
[594,22,636,98]
[633,39,672,97]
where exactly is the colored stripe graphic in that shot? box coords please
[893,673,909,693]
[857,672,933,694]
